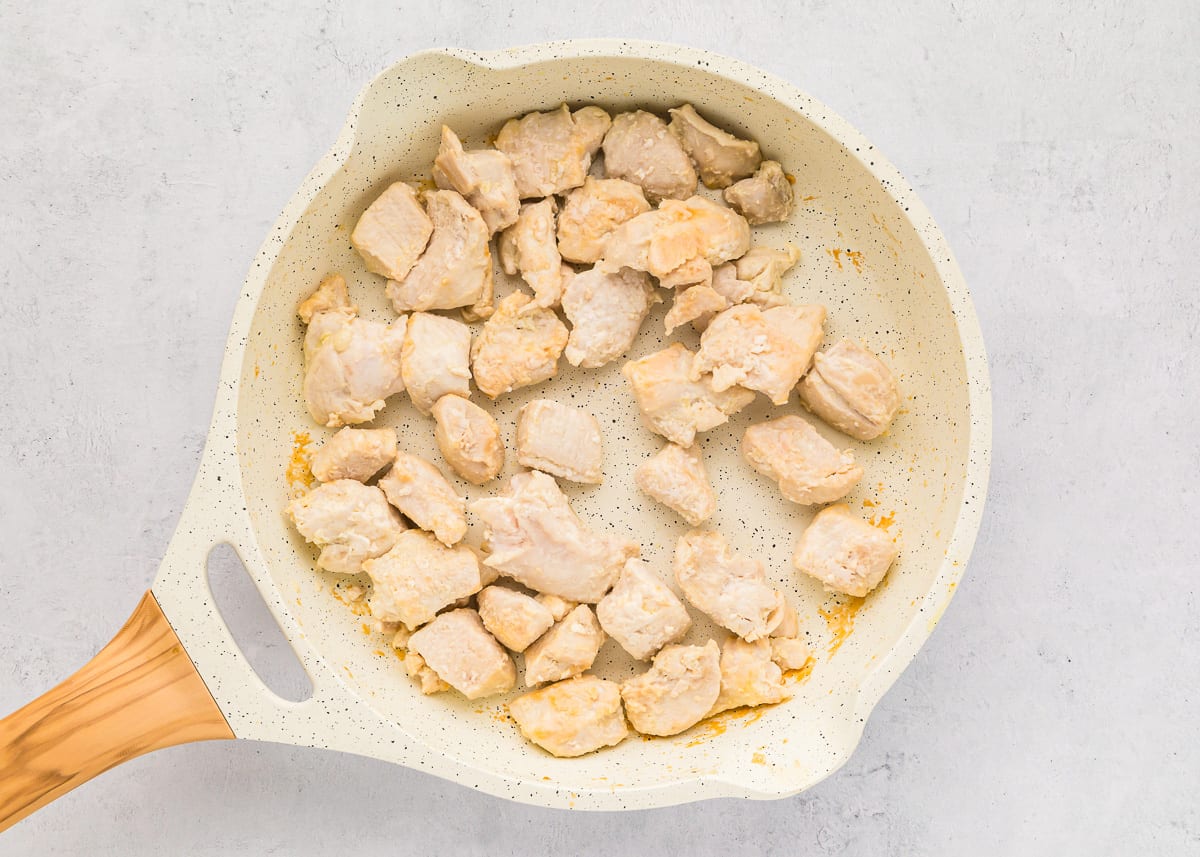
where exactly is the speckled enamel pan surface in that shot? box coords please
[150,39,991,810]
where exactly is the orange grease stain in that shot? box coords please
[286,431,314,496]
[784,656,816,684]
[784,172,797,184]
[846,249,865,273]
[869,510,896,531]
[682,706,771,747]
[254,363,260,378]
[751,752,767,765]
[372,649,386,657]
[862,498,877,509]
[826,248,843,270]
[819,598,867,656]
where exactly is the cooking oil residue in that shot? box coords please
[683,706,771,747]
[751,751,767,765]
[826,247,864,273]
[869,510,896,531]
[819,597,866,657]
[784,656,816,684]
[286,431,314,496]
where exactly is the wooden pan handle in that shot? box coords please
[0,590,234,832]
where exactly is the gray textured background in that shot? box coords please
[2,1,1197,854]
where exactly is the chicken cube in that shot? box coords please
[297,271,352,324]
[286,480,405,574]
[770,637,813,672]
[497,199,565,308]
[432,126,519,235]
[386,190,493,316]
[495,104,610,199]
[535,593,577,622]
[400,312,472,415]
[664,284,728,335]
[310,427,397,483]
[509,676,629,757]
[797,339,902,441]
[692,303,827,405]
[430,394,504,485]
[620,641,721,736]
[735,245,802,308]
[362,530,482,629]
[667,104,762,189]
[633,442,716,526]
[596,559,692,660]
[724,160,794,225]
[516,399,604,484]
[599,196,750,281]
[556,176,651,264]
[710,262,756,305]
[470,471,638,602]
[561,266,658,369]
[404,651,452,695]
[523,604,606,686]
[476,585,555,652]
[378,453,467,547]
[470,291,568,398]
[792,503,898,597]
[601,110,697,202]
[351,182,433,282]
[622,343,754,447]
[656,256,713,290]
[406,609,517,699]
[674,530,785,642]
[742,415,863,505]
[708,637,787,716]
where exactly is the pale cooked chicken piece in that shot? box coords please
[400,312,472,415]
[297,271,351,325]
[668,104,762,189]
[286,480,405,574]
[362,530,482,629]
[724,160,794,225]
[523,604,606,686]
[742,415,863,505]
[516,399,604,483]
[430,394,504,485]
[561,266,657,369]
[378,453,467,547]
[710,262,755,305]
[404,651,451,695]
[633,442,716,526]
[535,593,577,622]
[692,303,827,405]
[793,503,898,597]
[674,530,785,642]
[596,559,691,660]
[470,470,638,602]
[351,182,433,281]
[620,640,721,736]
[470,291,568,398]
[771,601,800,639]
[386,190,493,315]
[310,427,397,483]
[509,676,629,757]
[432,126,520,235]
[599,196,750,281]
[663,284,728,335]
[476,585,555,652]
[656,256,713,290]
[556,176,650,264]
[708,637,787,716]
[797,339,902,441]
[622,343,754,447]
[406,608,517,699]
[770,637,812,671]
[497,199,564,308]
[601,110,697,202]
[735,245,801,308]
[495,104,611,199]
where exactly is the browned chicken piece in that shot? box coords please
[793,503,898,597]
[495,104,611,199]
[286,480,405,574]
[623,343,754,447]
[470,471,638,602]
[403,652,451,694]
[470,291,568,399]
[663,284,729,335]
[633,442,716,526]
[561,266,658,369]
[378,453,467,547]
[432,126,520,235]
[310,427,397,483]
[497,199,565,308]
[596,559,692,660]
[667,104,762,189]
[400,312,472,415]
[797,339,902,441]
[535,593,577,622]
[742,415,863,505]
[599,196,750,282]
[692,304,827,405]
[362,530,482,629]
[601,110,697,202]
[430,394,504,485]
[509,676,629,757]
[556,176,650,264]
[769,637,812,671]
[386,190,493,316]
[297,271,352,324]
[523,604,606,686]
[406,608,517,699]
[476,585,556,653]
[674,530,785,642]
[350,182,433,282]
[735,245,802,308]
[656,256,713,290]
[707,637,787,716]
[620,641,721,736]
[724,160,794,225]
[516,399,604,484]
